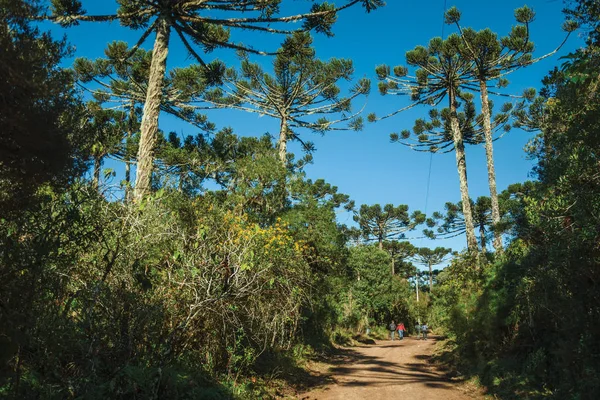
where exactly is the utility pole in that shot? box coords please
[415,271,420,302]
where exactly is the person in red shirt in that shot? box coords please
[397,322,406,340]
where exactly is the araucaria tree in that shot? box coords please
[382,240,416,276]
[413,247,452,292]
[445,6,577,253]
[74,41,216,195]
[85,104,127,190]
[425,197,494,252]
[394,99,521,163]
[74,42,217,132]
[353,204,425,249]
[205,32,370,163]
[43,0,383,200]
[374,35,479,251]
[390,93,518,156]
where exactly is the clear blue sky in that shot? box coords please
[41,0,583,256]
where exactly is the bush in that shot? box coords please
[0,185,312,398]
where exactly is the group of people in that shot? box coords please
[388,321,428,340]
[414,322,429,340]
[388,321,405,340]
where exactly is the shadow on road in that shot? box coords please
[315,336,466,390]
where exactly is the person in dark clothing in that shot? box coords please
[389,320,397,340]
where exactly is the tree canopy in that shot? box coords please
[204,32,369,163]
[353,204,425,249]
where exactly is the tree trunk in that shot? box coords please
[543,132,551,162]
[178,171,185,192]
[479,80,503,253]
[479,222,487,253]
[93,155,101,190]
[391,256,395,276]
[125,100,135,202]
[124,160,131,198]
[133,17,170,201]
[449,89,478,251]
[278,117,288,163]
[428,261,433,292]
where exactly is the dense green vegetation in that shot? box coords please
[1,0,599,399]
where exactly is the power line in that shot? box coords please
[420,0,447,240]
[422,0,447,214]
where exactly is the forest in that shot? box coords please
[1,0,599,398]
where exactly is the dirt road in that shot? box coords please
[298,336,482,400]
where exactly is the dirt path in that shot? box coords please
[298,336,482,400]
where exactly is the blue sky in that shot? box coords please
[41,0,583,257]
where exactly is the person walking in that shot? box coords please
[397,322,405,340]
[389,320,397,341]
[415,323,422,339]
[421,323,428,340]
